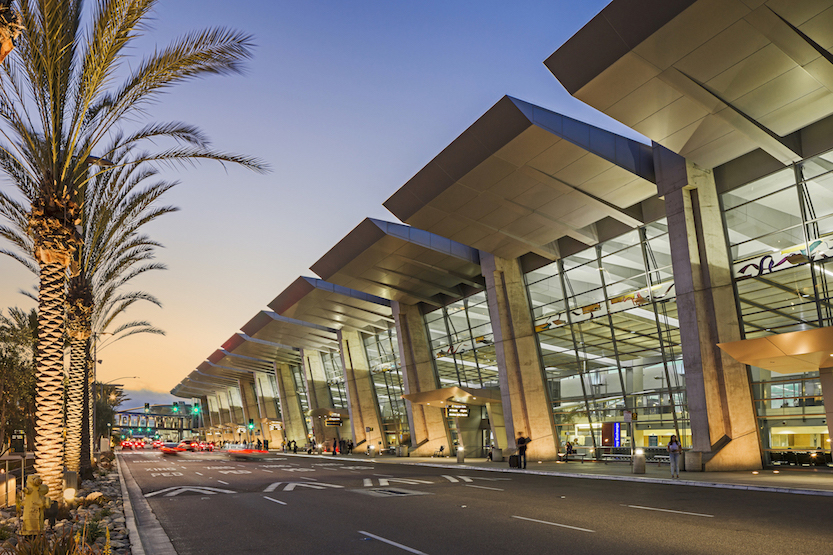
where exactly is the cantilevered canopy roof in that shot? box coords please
[546,0,833,168]
[383,96,656,261]
[241,310,339,353]
[718,327,833,374]
[311,218,485,308]
[402,386,502,407]
[268,277,393,333]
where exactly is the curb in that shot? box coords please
[280,453,833,497]
[116,454,178,555]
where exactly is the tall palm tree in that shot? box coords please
[72,145,177,475]
[0,0,264,498]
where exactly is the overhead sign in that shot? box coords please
[325,416,343,427]
[447,404,470,418]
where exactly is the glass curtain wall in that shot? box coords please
[290,364,311,437]
[424,291,498,388]
[526,221,688,459]
[722,149,833,466]
[321,351,348,410]
[363,327,410,446]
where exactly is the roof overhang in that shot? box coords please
[383,96,657,261]
[268,276,393,333]
[718,327,833,374]
[311,218,485,308]
[547,0,833,168]
[401,386,502,407]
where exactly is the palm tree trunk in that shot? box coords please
[80,342,93,478]
[34,260,67,501]
[65,335,85,473]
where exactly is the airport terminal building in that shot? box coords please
[172,0,833,471]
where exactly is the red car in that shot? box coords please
[152,440,163,449]
[177,440,199,452]
[160,442,185,455]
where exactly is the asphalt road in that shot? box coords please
[120,451,833,555]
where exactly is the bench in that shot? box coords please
[602,454,632,464]
[558,452,587,463]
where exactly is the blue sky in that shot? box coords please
[0,1,644,407]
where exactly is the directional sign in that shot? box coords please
[144,486,236,498]
[263,482,344,492]
[446,403,470,418]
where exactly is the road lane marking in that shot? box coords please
[466,484,503,491]
[262,469,273,473]
[217,480,229,485]
[625,505,713,518]
[195,472,203,476]
[511,515,594,533]
[145,486,235,497]
[373,473,393,477]
[378,478,433,486]
[441,475,458,482]
[264,482,344,492]
[263,496,286,506]
[358,531,427,554]
[363,478,373,487]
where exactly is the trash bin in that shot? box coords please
[632,449,646,474]
[397,445,409,457]
[457,446,465,463]
[491,447,504,462]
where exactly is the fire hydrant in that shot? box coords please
[21,474,50,535]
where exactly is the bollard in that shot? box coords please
[632,449,646,474]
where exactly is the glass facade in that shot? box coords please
[526,221,689,458]
[290,364,311,437]
[722,148,833,465]
[424,291,498,388]
[363,327,410,446]
[321,350,348,410]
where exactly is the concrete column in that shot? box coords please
[481,252,560,461]
[339,329,386,450]
[301,350,339,445]
[274,362,307,444]
[819,369,833,439]
[392,301,452,456]
[655,145,762,471]
[486,402,508,450]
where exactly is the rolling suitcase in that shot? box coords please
[509,454,520,468]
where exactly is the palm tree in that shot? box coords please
[72,145,177,475]
[0,0,265,498]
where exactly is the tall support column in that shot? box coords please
[655,145,762,471]
[301,350,339,445]
[339,329,386,450]
[481,252,559,461]
[392,301,452,456]
[819,369,833,439]
[274,362,307,445]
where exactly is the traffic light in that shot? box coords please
[248,419,254,430]
[144,403,150,414]
[192,403,200,414]
[172,402,179,413]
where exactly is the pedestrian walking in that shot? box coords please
[256,439,262,450]
[292,439,297,454]
[668,434,682,478]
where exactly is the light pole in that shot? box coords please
[94,374,137,452]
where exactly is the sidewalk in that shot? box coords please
[279,450,833,497]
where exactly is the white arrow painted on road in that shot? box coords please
[377,478,434,487]
[145,486,236,498]
[263,482,344,492]
[219,470,252,474]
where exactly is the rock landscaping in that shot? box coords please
[0,458,132,554]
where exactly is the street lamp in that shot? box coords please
[93,372,138,453]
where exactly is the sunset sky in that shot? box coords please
[0,0,645,408]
